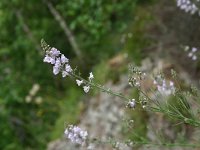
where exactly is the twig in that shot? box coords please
[44,0,83,61]
[15,10,41,52]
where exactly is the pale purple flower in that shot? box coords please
[64,125,88,145]
[83,86,90,93]
[76,80,83,86]
[154,77,175,96]
[61,54,69,64]
[65,64,72,73]
[192,47,197,52]
[43,46,73,77]
[176,0,200,15]
[55,58,62,68]
[53,66,60,75]
[50,47,61,57]
[43,55,55,64]
[126,99,136,109]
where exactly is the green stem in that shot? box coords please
[71,73,131,101]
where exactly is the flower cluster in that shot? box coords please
[43,47,72,77]
[176,0,200,15]
[154,75,175,96]
[128,65,146,87]
[184,46,198,60]
[64,125,88,145]
[42,42,95,93]
[76,72,94,93]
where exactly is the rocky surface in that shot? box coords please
[48,75,133,150]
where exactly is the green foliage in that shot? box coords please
[54,0,137,62]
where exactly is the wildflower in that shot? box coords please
[53,65,60,75]
[76,79,83,86]
[64,125,88,145]
[128,65,146,87]
[50,47,61,57]
[88,72,94,81]
[192,55,197,60]
[62,71,68,77]
[43,47,73,76]
[55,58,61,67]
[126,99,136,109]
[61,54,69,64]
[83,86,90,93]
[154,76,175,96]
[184,46,198,61]
[176,0,200,15]
[43,55,55,64]
[65,64,72,73]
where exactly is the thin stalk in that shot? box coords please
[71,73,131,102]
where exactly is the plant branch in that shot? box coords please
[44,0,82,61]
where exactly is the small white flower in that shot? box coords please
[188,52,193,57]
[62,71,69,77]
[169,81,174,87]
[185,46,198,61]
[192,55,197,60]
[153,80,157,85]
[76,80,83,86]
[83,86,90,93]
[88,72,94,81]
